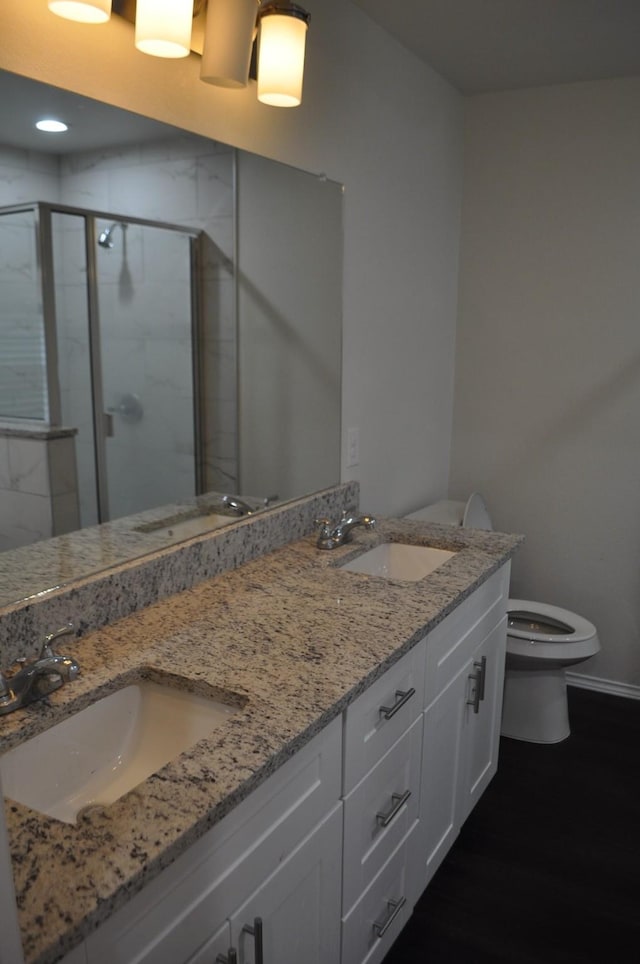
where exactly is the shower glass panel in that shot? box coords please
[0,208,47,420]
[51,210,100,527]
[95,218,197,520]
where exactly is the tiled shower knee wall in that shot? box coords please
[0,429,80,550]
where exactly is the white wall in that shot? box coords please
[451,78,640,689]
[0,0,464,517]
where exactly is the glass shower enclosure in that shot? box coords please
[0,201,204,531]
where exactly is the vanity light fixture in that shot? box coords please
[257,2,310,107]
[200,0,260,88]
[35,118,69,133]
[135,0,195,58]
[48,0,112,23]
[47,0,311,106]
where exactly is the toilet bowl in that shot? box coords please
[405,493,600,743]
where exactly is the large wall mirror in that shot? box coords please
[0,69,343,607]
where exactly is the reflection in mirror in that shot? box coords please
[0,70,343,604]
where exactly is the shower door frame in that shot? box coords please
[0,201,206,523]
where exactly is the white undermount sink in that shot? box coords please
[340,542,456,582]
[135,511,231,540]
[0,681,239,825]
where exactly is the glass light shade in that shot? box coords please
[257,7,309,107]
[201,0,259,88]
[48,0,111,23]
[135,0,194,58]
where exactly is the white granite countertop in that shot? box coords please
[2,518,522,964]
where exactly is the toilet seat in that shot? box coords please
[506,598,600,661]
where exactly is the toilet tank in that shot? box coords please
[405,492,493,531]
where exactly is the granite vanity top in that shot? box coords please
[2,518,522,964]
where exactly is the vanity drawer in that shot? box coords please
[343,715,422,913]
[424,565,509,707]
[344,639,425,793]
[341,824,418,964]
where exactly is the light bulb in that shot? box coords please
[48,0,112,24]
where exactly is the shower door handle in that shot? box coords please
[103,412,115,438]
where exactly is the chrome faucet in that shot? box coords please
[0,624,79,716]
[222,494,256,516]
[221,493,279,516]
[315,512,377,549]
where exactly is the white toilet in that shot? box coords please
[405,493,600,743]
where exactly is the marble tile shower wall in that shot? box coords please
[58,135,238,499]
[0,145,59,207]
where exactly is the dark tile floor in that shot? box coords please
[383,686,640,963]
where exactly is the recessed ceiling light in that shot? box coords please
[35,119,69,133]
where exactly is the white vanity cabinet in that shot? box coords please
[83,717,343,964]
[341,564,510,964]
[54,562,512,964]
[417,565,510,890]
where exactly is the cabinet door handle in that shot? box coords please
[216,950,238,964]
[372,896,407,938]
[467,668,482,714]
[242,917,264,964]
[376,789,412,827]
[379,687,416,720]
[476,655,487,701]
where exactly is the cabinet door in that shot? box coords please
[227,804,343,964]
[417,662,468,892]
[184,921,231,964]
[459,615,507,826]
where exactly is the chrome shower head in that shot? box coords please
[98,221,127,249]
[98,223,117,249]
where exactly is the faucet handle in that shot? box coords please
[40,623,74,659]
[0,670,11,702]
[314,516,333,534]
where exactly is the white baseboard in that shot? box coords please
[566,671,640,700]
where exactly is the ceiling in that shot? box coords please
[0,70,180,154]
[351,0,640,94]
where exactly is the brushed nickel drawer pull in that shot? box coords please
[376,789,412,827]
[242,917,263,964]
[379,687,416,720]
[477,655,487,701]
[467,655,488,714]
[467,669,481,713]
[216,950,238,964]
[372,896,407,938]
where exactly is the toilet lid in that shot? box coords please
[507,599,597,644]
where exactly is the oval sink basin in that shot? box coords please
[340,542,456,582]
[134,510,232,539]
[0,682,239,824]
